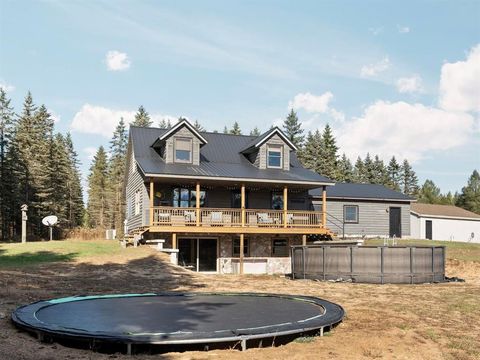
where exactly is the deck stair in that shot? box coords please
[121,226,149,247]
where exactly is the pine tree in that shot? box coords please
[131,105,152,127]
[298,130,322,172]
[418,180,442,204]
[87,146,110,228]
[387,156,401,191]
[0,89,15,240]
[223,126,229,134]
[64,133,84,227]
[337,153,354,182]
[456,170,480,214]
[317,124,339,180]
[353,156,366,183]
[108,118,128,235]
[363,153,375,183]
[229,122,242,135]
[250,127,261,136]
[401,159,419,196]
[193,120,205,132]
[283,109,304,147]
[158,119,168,129]
[373,155,388,185]
[439,191,456,205]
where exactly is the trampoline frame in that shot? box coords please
[11,292,345,354]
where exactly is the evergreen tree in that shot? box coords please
[353,156,366,183]
[317,124,339,180]
[0,89,15,240]
[223,126,229,134]
[64,133,84,227]
[131,105,152,127]
[229,121,242,135]
[193,120,205,132]
[250,127,261,136]
[387,156,402,191]
[456,170,480,214]
[283,109,304,147]
[337,153,354,182]
[439,191,456,205]
[158,119,169,129]
[87,146,110,228]
[418,180,442,204]
[362,153,375,183]
[401,159,419,196]
[108,118,128,235]
[373,155,388,185]
[298,130,322,172]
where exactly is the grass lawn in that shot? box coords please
[364,238,480,263]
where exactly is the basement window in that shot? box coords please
[272,239,288,257]
[232,238,250,257]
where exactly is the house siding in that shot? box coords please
[165,126,201,165]
[258,134,290,171]
[125,149,149,230]
[311,199,411,238]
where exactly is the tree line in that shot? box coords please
[0,90,84,240]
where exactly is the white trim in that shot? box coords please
[173,137,193,164]
[158,119,208,144]
[142,170,334,186]
[254,128,297,151]
[410,211,480,222]
[319,196,413,203]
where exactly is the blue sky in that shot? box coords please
[1,0,479,194]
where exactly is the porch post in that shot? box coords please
[149,180,154,226]
[241,184,246,227]
[322,185,327,228]
[239,233,244,275]
[196,182,200,226]
[172,233,177,249]
[302,234,307,246]
[283,186,288,228]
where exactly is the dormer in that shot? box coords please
[151,119,208,165]
[241,127,297,171]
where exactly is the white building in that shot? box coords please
[410,203,480,243]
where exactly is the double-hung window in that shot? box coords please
[267,144,282,168]
[174,138,192,163]
[272,239,288,257]
[344,205,359,223]
[232,238,250,257]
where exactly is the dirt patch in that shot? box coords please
[1,245,479,360]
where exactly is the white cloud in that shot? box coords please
[398,25,410,34]
[439,44,480,112]
[0,79,15,92]
[289,92,334,113]
[360,56,391,77]
[83,147,98,160]
[337,101,475,163]
[105,50,131,71]
[71,103,178,137]
[48,109,61,123]
[396,75,424,94]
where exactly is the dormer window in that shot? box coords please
[267,144,283,168]
[174,138,192,163]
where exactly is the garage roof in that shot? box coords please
[411,203,480,220]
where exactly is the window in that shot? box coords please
[267,144,283,168]
[231,190,248,208]
[173,188,206,207]
[271,192,284,210]
[174,138,192,163]
[272,239,288,257]
[134,190,141,215]
[232,238,250,257]
[344,205,359,223]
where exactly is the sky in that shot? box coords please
[1,0,479,195]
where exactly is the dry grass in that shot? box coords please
[0,239,479,360]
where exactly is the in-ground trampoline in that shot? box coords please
[12,292,345,354]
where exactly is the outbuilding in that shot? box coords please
[410,203,480,243]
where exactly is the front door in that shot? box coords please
[389,207,401,238]
[178,238,217,272]
[425,220,433,240]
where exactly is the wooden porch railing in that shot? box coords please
[150,206,324,229]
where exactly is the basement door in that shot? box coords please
[178,238,217,272]
[389,207,402,238]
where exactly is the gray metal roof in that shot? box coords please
[130,126,333,186]
[240,126,297,153]
[309,183,415,202]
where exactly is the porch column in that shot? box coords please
[241,184,246,227]
[196,182,200,226]
[149,180,154,226]
[322,186,327,228]
[283,186,288,228]
[239,233,244,275]
[302,234,307,246]
[172,233,177,249]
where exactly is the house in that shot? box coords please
[309,183,415,239]
[410,203,480,243]
[124,119,335,274]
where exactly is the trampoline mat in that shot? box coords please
[12,293,345,344]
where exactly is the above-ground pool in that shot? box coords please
[291,245,445,284]
[12,292,345,354]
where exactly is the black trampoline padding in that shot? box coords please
[12,293,345,345]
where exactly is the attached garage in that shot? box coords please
[410,203,480,243]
